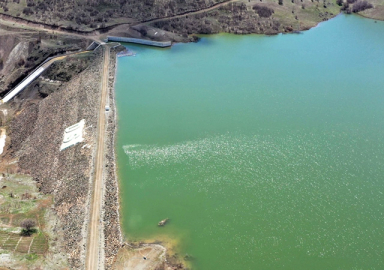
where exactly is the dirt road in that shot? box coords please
[85,46,109,270]
[137,0,239,25]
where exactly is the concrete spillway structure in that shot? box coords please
[1,52,86,104]
[86,41,102,51]
[1,66,46,103]
[107,36,172,47]
[0,54,67,104]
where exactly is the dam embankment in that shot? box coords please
[7,48,104,268]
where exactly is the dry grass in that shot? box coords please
[359,0,384,19]
[0,230,48,254]
[150,0,340,35]
[29,232,48,254]
[113,245,167,270]
[15,236,33,253]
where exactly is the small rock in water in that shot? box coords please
[117,49,136,57]
[158,218,169,226]
[184,254,194,261]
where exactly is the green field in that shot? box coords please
[0,230,48,254]
[0,175,50,257]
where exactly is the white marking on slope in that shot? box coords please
[60,119,85,151]
[0,128,6,155]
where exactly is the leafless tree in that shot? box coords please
[20,219,36,236]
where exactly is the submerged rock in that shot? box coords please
[158,218,169,226]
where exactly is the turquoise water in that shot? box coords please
[115,15,384,269]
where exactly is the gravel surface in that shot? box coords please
[103,47,123,269]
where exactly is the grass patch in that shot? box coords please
[0,216,9,224]
[25,253,38,261]
[29,232,48,254]
[3,234,20,250]
[15,237,33,253]
[0,230,10,244]
[0,174,52,256]
[0,231,47,254]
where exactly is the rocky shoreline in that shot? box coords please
[102,46,124,268]
[102,45,188,270]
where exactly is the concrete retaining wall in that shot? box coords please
[87,41,101,51]
[107,36,172,47]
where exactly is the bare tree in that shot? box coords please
[352,0,373,12]
[20,219,36,236]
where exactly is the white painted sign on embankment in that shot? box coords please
[60,119,85,151]
[0,128,6,155]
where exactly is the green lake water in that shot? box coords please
[115,15,384,269]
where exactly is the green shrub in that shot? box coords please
[253,5,275,17]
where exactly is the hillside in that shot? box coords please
[0,0,382,35]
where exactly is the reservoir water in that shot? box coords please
[115,15,384,269]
